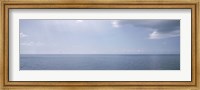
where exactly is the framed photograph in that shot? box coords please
[1,0,199,89]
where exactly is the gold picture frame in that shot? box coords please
[0,0,199,90]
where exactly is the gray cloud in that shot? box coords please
[117,20,180,39]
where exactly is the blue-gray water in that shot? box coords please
[20,54,180,70]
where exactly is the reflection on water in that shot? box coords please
[20,54,180,70]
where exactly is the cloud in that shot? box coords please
[21,41,34,46]
[21,41,43,46]
[118,20,180,39]
[20,32,28,38]
[149,29,179,39]
[112,20,120,28]
[76,20,83,23]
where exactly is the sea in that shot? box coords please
[20,54,180,70]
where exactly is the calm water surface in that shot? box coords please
[20,54,180,70]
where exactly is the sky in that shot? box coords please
[20,19,180,54]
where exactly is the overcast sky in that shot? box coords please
[20,19,180,54]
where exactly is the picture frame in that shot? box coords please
[0,0,199,90]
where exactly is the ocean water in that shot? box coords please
[20,54,180,70]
